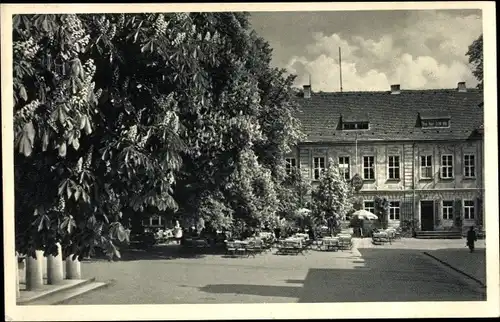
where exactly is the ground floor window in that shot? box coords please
[144,215,164,227]
[442,200,453,220]
[464,200,475,219]
[389,201,400,220]
[363,200,375,214]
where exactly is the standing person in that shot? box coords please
[466,226,477,253]
[274,226,281,240]
[327,215,335,236]
[359,217,365,238]
[174,220,183,245]
[307,225,315,241]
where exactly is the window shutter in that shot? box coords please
[454,199,462,225]
[455,151,462,177]
[434,201,440,226]
[476,197,483,226]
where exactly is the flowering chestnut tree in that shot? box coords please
[13,12,304,258]
[311,159,355,225]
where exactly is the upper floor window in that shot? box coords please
[364,201,375,214]
[313,157,325,180]
[463,154,476,178]
[363,156,375,180]
[389,201,400,220]
[442,200,454,220]
[285,158,297,175]
[440,154,454,179]
[420,155,433,179]
[388,155,400,180]
[464,200,475,219]
[338,156,350,181]
[342,122,369,130]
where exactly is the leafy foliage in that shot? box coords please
[466,34,483,89]
[226,149,279,227]
[276,167,312,225]
[311,159,355,225]
[13,12,303,258]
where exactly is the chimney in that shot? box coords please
[303,85,311,98]
[457,81,467,92]
[390,84,400,95]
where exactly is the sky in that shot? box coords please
[249,10,482,91]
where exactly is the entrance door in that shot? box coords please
[420,201,434,231]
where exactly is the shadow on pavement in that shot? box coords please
[423,248,486,286]
[198,248,486,303]
[115,245,227,261]
[199,284,301,298]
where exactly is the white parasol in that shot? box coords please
[352,209,378,220]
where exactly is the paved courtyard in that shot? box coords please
[62,238,486,304]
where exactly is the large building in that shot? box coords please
[287,82,484,233]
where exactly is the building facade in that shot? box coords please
[288,83,484,233]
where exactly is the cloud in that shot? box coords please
[285,11,482,91]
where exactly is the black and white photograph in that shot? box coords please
[2,2,498,321]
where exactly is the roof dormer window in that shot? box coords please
[421,119,450,128]
[342,122,369,130]
[419,112,451,129]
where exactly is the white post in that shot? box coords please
[25,250,44,290]
[42,255,47,279]
[47,243,64,285]
[16,253,20,298]
[65,254,81,280]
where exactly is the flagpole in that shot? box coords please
[355,132,358,174]
[339,47,343,93]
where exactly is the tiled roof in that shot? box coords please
[294,89,484,142]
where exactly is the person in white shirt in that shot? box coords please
[174,220,183,244]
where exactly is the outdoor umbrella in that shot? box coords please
[352,209,378,220]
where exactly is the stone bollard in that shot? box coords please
[47,243,64,285]
[42,256,47,279]
[25,250,44,290]
[16,253,20,298]
[65,254,81,280]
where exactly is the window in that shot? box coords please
[285,158,297,175]
[313,157,325,180]
[389,201,400,220]
[464,200,475,219]
[151,216,162,226]
[421,119,450,128]
[441,155,454,179]
[363,156,375,180]
[442,201,454,220]
[463,154,476,178]
[342,122,369,130]
[420,155,433,179]
[364,201,375,214]
[388,155,400,180]
[338,156,350,180]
